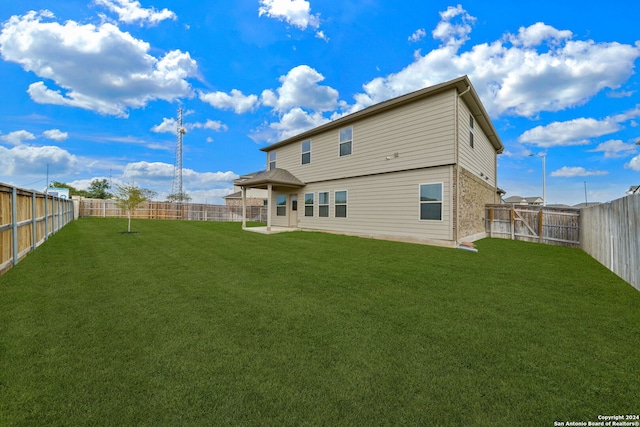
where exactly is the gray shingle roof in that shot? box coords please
[235,168,305,188]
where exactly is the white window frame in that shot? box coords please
[276,194,286,216]
[469,115,475,149]
[339,126,353,157]
[302,140,311,165]
[269,151,276,170]
[334,190,347,218]
[318,191,330,218]
[304,192,314,217]
[419,183,443,221]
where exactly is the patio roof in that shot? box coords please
[235,168,305,189]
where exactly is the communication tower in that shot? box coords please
[172,108,187,197]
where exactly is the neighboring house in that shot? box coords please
[224,171,268,207]
[504,196,544,206]
[627,185,639,195]
[236,75,504,247]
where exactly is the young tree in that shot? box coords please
[114,184,156,233]
[86,179,111,199]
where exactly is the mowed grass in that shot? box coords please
[1,218,638,426]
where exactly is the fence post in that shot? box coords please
[44,193,49,240]
[488,207,494,238]
[32,192,37,250]
[538,209,544,243]
[12,187,18,266]
[510,206,515,240]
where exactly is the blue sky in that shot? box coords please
[1,0,639,205]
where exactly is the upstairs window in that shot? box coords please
[302,140,311,164]
[339,126,352,157]
[269,151,276,170]
[276,195,286,216]
[419,183,442,221]
[335,190,347,218]
[319,192,329,217]
[304,193,314,217]
[469,115,474,149]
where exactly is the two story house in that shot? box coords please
[236,75,504,247]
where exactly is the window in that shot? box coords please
[319,192,329,217]
[269,151,276,170]
[469,115,474,148]
[276,195,286,216]
[301,140,311,164]
[304,193,314,217]
[291,195,298,211]
[419,183,442,221]
[335,190,347,218]
[339,126,352,156]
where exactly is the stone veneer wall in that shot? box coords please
[456,166,498,241]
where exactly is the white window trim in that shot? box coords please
[276,194,287,217]
[304,192,314,217]
[339,126,353,157]
[302,140,311,165]
[418,182,443,222]
[318,191,330,218]
[334,190,348,218]
[269,151,276,170]
[469,115,475,149]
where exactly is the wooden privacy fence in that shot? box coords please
[1,183,75,275]
[78,199,267,223]
[485,204,581,248]
[581,194,639,292]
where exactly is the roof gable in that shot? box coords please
[261,75,503,154]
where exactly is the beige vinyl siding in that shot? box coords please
[458,98,497,185]
[296,167,452,243]
[269,90,457,183]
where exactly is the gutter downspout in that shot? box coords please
[454,88,465,245]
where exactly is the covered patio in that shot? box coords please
[235,168,305,232]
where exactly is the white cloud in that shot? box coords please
[151,117,177,134]
[315,30,328,42]
[507,22,572,47]
[588,140,638,158]
[0,130,36,145]
[265,107,330,141]
[345,5,640,118]
[261,65,342,113]
[519,118,621,147]
[190,119,228,132]
[409,28,426,43]
[0,145,78,175]
[550,166,609,178]
[123,161,174,180]
[199,89,259,114]
[151,117,228,135]
[0,11,198,117]
[94,0,176,26]
[258,0,320,30]
[625,155,640,172]
[42,129,68,142]
[432,5,475,48]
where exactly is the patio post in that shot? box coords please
[267,184,272,232]
[241,186,246,229]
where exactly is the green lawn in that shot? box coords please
[1,218,638,426]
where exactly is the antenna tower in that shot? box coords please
[172,108,187,197]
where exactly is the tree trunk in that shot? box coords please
[127,211,131,233]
